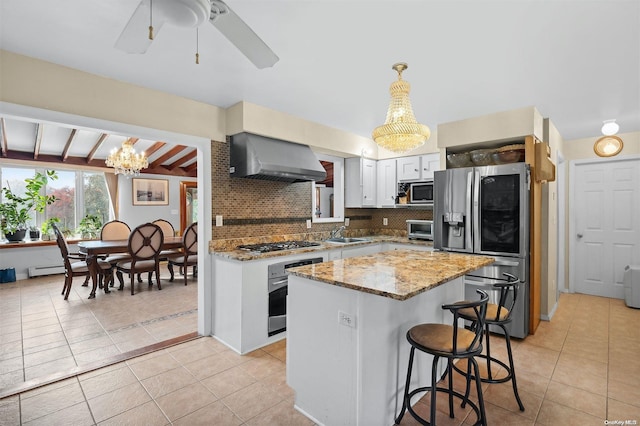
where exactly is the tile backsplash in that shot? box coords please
[211,140,433,240]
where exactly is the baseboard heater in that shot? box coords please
[28,264,65,278]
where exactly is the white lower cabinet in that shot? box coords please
[382,242,433,252]
[340,243,381,259]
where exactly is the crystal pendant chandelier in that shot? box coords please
[372,63,431,154]
[105,139,149,176]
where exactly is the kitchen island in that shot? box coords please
[286,249,494,426]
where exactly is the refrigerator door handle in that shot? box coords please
[493,260,520,267]
[472,169,480,253]
[465,170,474,251]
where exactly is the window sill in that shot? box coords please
[0,238,91,250]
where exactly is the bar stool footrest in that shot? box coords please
[399,386,483,426]
[452,354,513,384]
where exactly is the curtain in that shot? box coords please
[104,172,119,219]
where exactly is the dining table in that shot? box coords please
[77,237,183,298]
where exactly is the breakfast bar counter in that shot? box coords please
[286,250,494,426]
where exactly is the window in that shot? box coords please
[46,170,76,231]
[0,167,37,226]
[311,154,344,223]
[1,165,113,236]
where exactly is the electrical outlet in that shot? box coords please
[338,311,356,328]
[306,219,312,229]
[215,215,223,227]
[345,218,350,227]
[383,218,388,226]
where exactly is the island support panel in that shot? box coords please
[287,275,465,426]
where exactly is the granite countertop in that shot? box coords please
[287,250,494,301]
[210,235,434,261]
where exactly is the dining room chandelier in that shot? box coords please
[372,62,431,154]
[105,139,149,176]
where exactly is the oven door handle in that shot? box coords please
[270,279,288,287]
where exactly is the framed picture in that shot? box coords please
[132,178,169,205]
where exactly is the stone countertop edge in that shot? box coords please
[209,235,434,261]
[287,250,495,301]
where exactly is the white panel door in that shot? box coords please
[573,158,640,298]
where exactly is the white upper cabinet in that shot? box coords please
[376,159,397,207]
[345,157,377,208]
[396,156,421,181]
[397,153,440,181]
[419,153,440,180]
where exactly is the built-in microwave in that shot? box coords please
[407,220,434,240]
[409,181,434,204]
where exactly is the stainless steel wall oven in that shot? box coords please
[267,257,323,336]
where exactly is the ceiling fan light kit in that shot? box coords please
[372,63,431,154]
[115,0,278,69]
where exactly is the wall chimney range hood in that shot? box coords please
[229,133,327,183]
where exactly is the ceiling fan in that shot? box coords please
[115,0,279,69]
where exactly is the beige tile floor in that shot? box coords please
[0,269,197,393]
[2,289,640,424]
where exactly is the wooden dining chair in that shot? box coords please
[101,220,132,288]
[115,223,164,295]
[167,222,198,286]
[149,218,181,280]
[53,223,112,300]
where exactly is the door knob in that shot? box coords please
[577,233,583,238]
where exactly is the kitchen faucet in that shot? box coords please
[330,225,346,239]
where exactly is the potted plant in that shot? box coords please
[0,171,58,242]
[28,225,40,241]
[77,214,102,239]
[40,217,61,241]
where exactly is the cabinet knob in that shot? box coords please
[414,169,419,172]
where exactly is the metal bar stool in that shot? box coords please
[395,289,489,426]
[455,272,525,412]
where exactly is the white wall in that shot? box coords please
[118,173,196,233]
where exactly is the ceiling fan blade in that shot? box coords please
[115,1,166,54]
[209,2,279,69]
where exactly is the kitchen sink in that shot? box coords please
[325,237,369,244]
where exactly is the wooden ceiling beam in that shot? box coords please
[34,123,43,160]
[87,133,109,162]
[167,149,197,170]
[143,141,166,157]
[1,150,194,176]
[0,118,7,157]
[128,137,140,145]
[149,145,187,168]
[61,128,77,162]
[184,162,198,173]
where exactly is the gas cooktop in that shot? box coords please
[237,240,321,253]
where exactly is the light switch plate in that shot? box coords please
[306,219,312,229]
[215,215,223,227]
[345,218,350,226]
[383,218,388,226]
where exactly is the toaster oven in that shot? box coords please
[407,220,434,240]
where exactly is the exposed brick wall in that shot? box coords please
[211,140,434,240]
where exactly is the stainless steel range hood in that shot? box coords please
[229,133,327,183]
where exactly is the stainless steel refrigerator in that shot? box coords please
[434,163,530,338]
